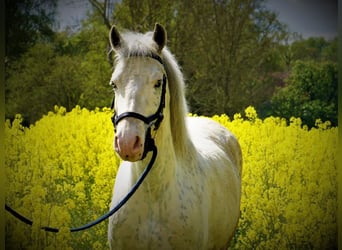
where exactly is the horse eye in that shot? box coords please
[154,79,162,88]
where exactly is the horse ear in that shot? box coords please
[153,23,167,52]
[109,25,122,51]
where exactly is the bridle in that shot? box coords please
[111,53,167,160]
[5,53,167,233]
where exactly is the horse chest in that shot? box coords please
[109,177,208,249]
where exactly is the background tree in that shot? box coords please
[5,0,58,124]
[5,2,113,124]
[5,0,57,62]
[270,60,337,127]
[5,0,337,127]
[279,36,338,69]
[175,0,286,115]
[72,14,113,109]
[291,37,337,62]
[5,43,84,123]
[111,0,286,116]
[88,0,116,29]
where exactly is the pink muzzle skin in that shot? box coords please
[114,134,144,162]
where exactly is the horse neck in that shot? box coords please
[130,48,196,195]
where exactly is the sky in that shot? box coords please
[266,0,338,39]
[55,1,91,31]
[55,0,338,39]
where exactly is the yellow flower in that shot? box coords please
[5,106,337,249]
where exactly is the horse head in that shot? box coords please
[109,24,168,162]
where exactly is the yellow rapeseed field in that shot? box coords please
[5,106,337,249]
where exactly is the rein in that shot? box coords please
[5,53,166,233]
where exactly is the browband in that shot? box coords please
[128,53,164,66]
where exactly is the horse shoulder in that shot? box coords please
[186,116,242,175]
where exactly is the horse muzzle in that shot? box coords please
[115,136,144,162]
[114,120,146,162]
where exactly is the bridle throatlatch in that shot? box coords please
[5,53,167,233]
[111,54,167,160]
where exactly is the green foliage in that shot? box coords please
[279,36,338,70]
[112,0,286,116]
[72,18,113,109]
[5,15,112,124]
[291,37,338,62]
[5,0,57,61]
[270,60,337,127]
[5,0,337,128]
[5,43,85,123]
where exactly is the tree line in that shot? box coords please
[5,0,337,127]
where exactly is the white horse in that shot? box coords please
[108,23,242,250]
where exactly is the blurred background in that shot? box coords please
[4,0,338,127]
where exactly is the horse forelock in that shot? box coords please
[114,31,192,159]
[114,31,159,60]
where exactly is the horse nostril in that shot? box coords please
[114,136,120,152]
[114,134,143,160]
[133,136,142,152]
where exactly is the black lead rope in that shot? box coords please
[5,144,157,233]
[6,52,166,233]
